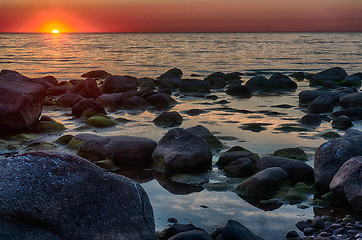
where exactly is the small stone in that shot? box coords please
[330,223,343,229]
[311,216,326,230]
[285,230,300,239]
[167,218,178,224]
[355,233,362,238]
[303,227,316,236]
[347,229,359,236]
[333,228,345,235]
[296,220,310,231]
[319,232,331,237]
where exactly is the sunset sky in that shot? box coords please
[0,0,361,33]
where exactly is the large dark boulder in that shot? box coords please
[339,92,362,108]
[330,156,362,212]
[308,95,333,114]
[67,78,102,99]
[179,79,210,92]
[235,167,289,199]
[310,67,348,85]
[96,93,125,108]
[152,128,212,173]
[0,151,157,240]
[102,75,137,93]
[256,156,314,183]
[0,80,45,132]
[71,98,106,117]
[213,220,264,240]
[245,74,297,93]
[314,129,362,190]
[71,134,157,167]
[226,85,252,98]
[145,92,177,108]
[332,107,362,121]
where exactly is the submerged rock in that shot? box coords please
[314,129,362,190]
[310,67,348,85]
[102,75,137,93]
[0,151,157,240]
[152,128,212,173]
[226,85,252,98]
[330,156,362,212]
[0,80,45,132]
[272,147,307,161]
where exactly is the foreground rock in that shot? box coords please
[245,73,297,93]
[314,129,362,190]
[152,128,212,173]
[0,80,45,132]
[330,156,362,212]
[0,151,157,240]
[69,134,157,166]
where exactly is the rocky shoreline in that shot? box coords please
[0,67,361,239]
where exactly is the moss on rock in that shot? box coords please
[86,116,117,128]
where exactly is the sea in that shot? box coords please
[1,32,361,239]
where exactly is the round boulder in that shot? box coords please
[308,95,333,114]
[153,111,183,128]
[102,75,137,93]
[0,151,157,240]
[152,128,212,173]
[71,98,106,117]
[330,156,362,212]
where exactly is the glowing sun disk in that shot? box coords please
[52,29,60,34]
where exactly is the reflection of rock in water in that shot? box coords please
[115,167,154,184]
[237,195,282,211]
[153,172,204,195]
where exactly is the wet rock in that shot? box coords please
[0,69,31,82]
[300,114,322,126]
[153,111,183,128]
[332,115,353,130]
[292,72,305,81]
[152,128,212,173]
[179,79,210,92]
[73,133,157,166]
[332,106,362,121]
[212,220,264,240]
[314,129,362,190]
[224,157,255,178]
[272,147,307,161]
[330,156,362,212]
[256,156,314,183]
[25,141,58,151]
[46,84,72,96]
[86,115,117,128]
[0,151,156,240]
[81,70,110,79]
[274,124,308,133]
[171,173,209,185]
[204,73,226,89]
[310,67,348,85]
[124,96,151,110]
[226,85,252,98]
[71,98,106,117]
[145,92,177,109]
[0,80,45,132]
[67,78,102,99]
[245,73,297,93]
[96,93,125,108]
[308,95,333,114]
[239,123,267,132]
[321,131,341,140]
[217,147,257,168]
[32,116,66,133]
[56,92,84,107]
[158,68,183,79]
[340,74,361,87]
[186,125,222,148]
[169,230,212,240]
[311,216,326,230]
[102,75,137,93]
[235,167,289,199]
[298,89,354,105]
[55,135,74,145]
[339,92,362,108]
[183,109,207,116]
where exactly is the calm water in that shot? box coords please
[1,33,362,239]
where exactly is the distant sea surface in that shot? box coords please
[0,32,361,80]
[1,33,361,239]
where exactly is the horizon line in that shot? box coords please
[1,30,362,34]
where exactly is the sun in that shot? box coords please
[52,29,60,34]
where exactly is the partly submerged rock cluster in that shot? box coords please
[0,66,361,239]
